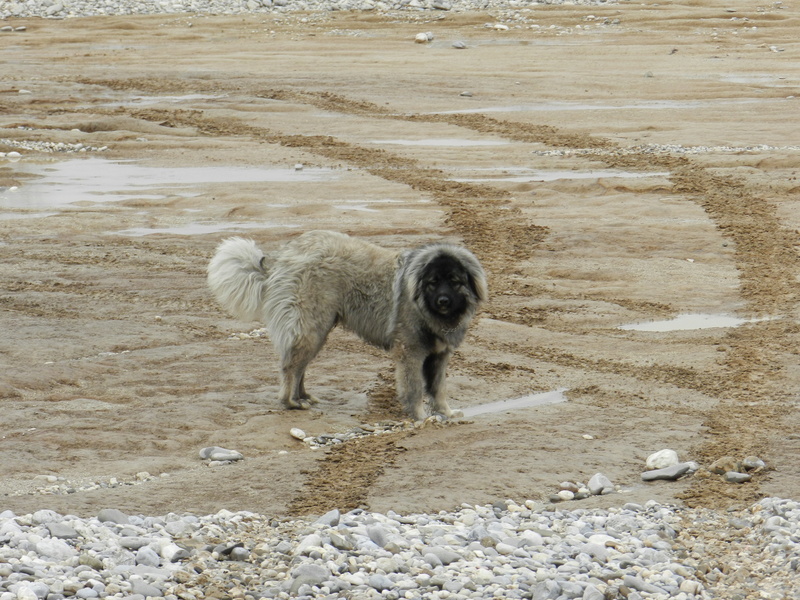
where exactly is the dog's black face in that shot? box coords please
[419,254,475,323]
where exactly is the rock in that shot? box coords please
[532,579,560,599]
[426,546,461,565]
[559,481,579,493]
[710,456,742,474]
[623,575,667,595]
[97,508,130,524]
[679,580,703,594]
[414,32,431,43]
[289,428,306,440]
[315,509,340,527]
[645,449,680,470]
[198,446,244,461]
[131,580,162,597]
[742,456,766,471]
[557,490,575,501]
[367,524,392,548]
[162,543,192,562]
[724,471,752,483]
[135,546,161,567]
[452,41,467,49]
[329,532,355,551]
[587,473,614,495]
[368,574,394,591]
[35,538,75,560]
[229,547,250,561]
[423,552,442,567]
[641,462,692,482]
[294,533,323,555]
[46,522,79,539]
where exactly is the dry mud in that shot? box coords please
[1,0,800,519]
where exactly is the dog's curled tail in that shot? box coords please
[207,237,269,322]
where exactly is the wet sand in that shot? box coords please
[1,1,799,517]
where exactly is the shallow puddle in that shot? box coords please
[461,388,568,418]
[0,157,337,209]
[370,138,509,147]
[103,93,226,106]
[452,167,668,182]
[333,199,404,212]
[619,313,774,332]
[433,98,776,115]
[113,222,297,236]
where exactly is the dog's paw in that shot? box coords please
[283,398,311,410]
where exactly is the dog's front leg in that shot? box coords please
[424,350,456,417]
[394,343,427,421]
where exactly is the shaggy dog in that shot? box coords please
[207,231,487,420]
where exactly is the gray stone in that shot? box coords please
[623,575,667,595]
[724,471,752,483]
[135,546,161,567]
[329,532,355,551]
[130,580,162,597]
[641,462,692,481]
[294,533,322,555]
[120,537,150,550]
[35,538,75,560]
[229,547,250,561]
[742,456,766,470]
[314,509,340,527]
[46,522,79,539]
[582,584,605,600]
[31,510,62,525]
[587,473,614,495]
[532,580,560,600]
[198,446,244,461]
[368,574,393,591]
[290,564,330,594]
[423,552,443,567]
[367,524,391,548]
[97,509,130,525]
[427,546,461,565]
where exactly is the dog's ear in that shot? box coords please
[467,267,488,304]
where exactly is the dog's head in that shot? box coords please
[407,244,488,326]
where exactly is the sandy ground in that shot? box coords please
[1,0,800,520]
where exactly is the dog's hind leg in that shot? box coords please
[298,373,319,405]
[277,331,329,410]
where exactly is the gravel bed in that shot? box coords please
[1,498,799,600]
[1,0,618,20]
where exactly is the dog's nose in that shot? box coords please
[436,294,451,309]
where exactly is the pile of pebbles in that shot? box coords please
[9,473,167,500]
[0,139,108,158]
[2,498,799,600]
[1,0,619,20]
[531,142,800,158]
[548,449,768,506]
